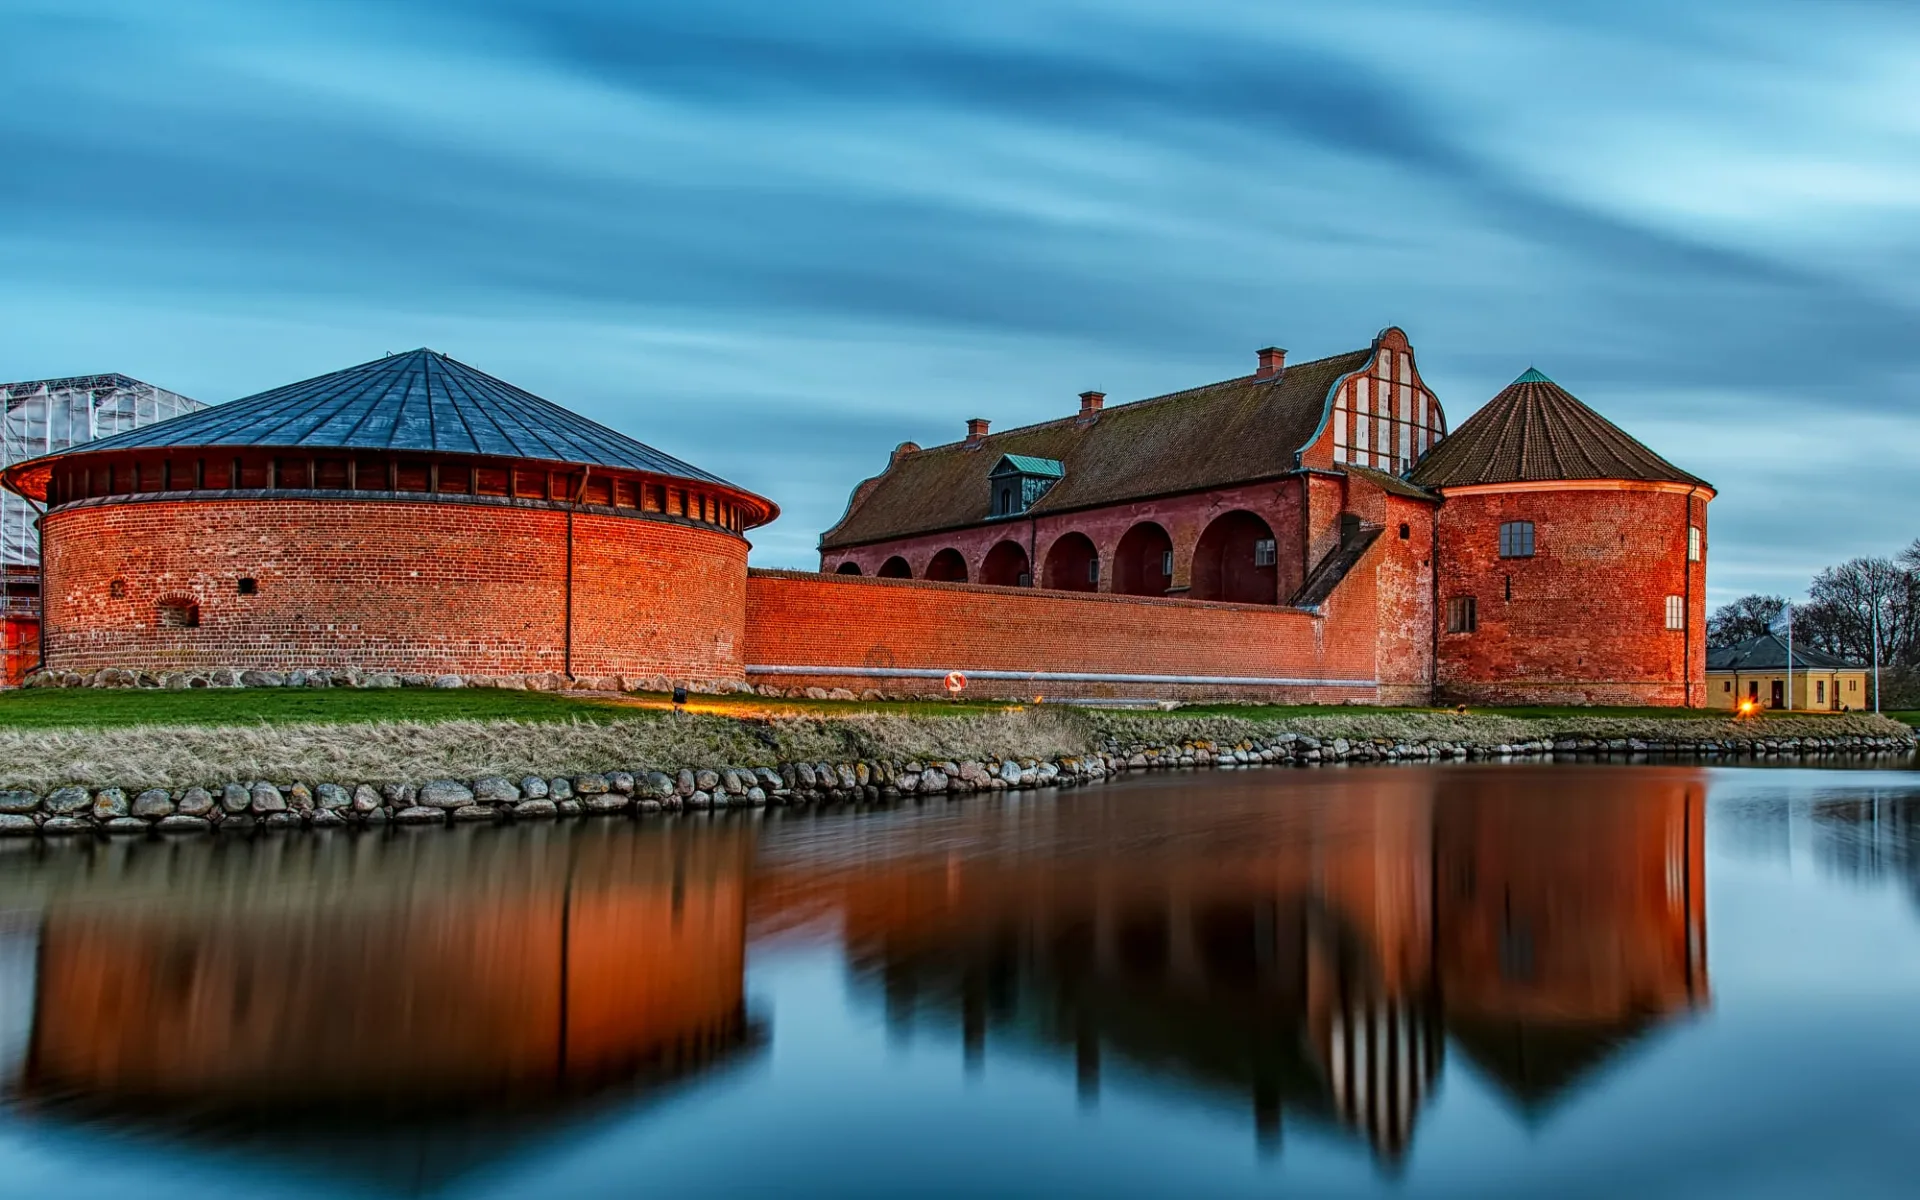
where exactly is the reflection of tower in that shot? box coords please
[3,826,764,1191]
[1433,771,1708,1114]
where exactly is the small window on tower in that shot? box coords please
[1499,521,1535,559]
[1447,597,1477,634]
[237,578,258,596]
[1688,526,1702,562]
[1254,538,1277,567]
[1665,595,1685,630]
[157,598,199,629]
[1399,523,1411,540]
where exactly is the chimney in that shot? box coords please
[1256,346,1287,380]
[1078,390,1106,417]
[965,417,990,443]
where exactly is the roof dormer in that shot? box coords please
[987,454,1063,518]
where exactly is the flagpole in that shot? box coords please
[1873,600,1882,714]
[1774,602,1789,706]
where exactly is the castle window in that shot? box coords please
[1446,597,1477,634]
[1254,538,1277,567]
[237,578,258,595]
[1689,526,1702,562]
[1161,550,1174,577]
[1399,523,1410,540]
[1665,595,1685,630]
[157,598,199,629]
[1088,557,1100,585]
[1498,521,1535,559]
[108,578,126,600]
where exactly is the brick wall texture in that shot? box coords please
[743,567,1383,702]
[1434,484,1709,705]
[40,498,748,682]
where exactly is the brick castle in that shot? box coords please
[0,327,1713,704]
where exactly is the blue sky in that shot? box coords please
[4,0,1916,601]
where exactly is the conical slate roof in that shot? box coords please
[1409,368,1709,490]
[57,349,733,486]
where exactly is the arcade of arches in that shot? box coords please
[835,513,1287,606]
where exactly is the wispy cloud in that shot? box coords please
[3,0,1917,593]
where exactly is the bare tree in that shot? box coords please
[1708,594,1788,648]
[1801,557,1917,666]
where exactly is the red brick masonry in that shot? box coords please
[743,568,1389,702]
[40,497,748,682]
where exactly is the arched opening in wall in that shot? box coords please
[878,556,912,579]
[981,540,1031,587]
[156,597,200,629]
[1042,532,1098,592]
[1114,522,1174,597]
[925,548,969,583]
[835,561,863,575]
[1191,511,1278,604]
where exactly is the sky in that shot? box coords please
[4,0,1917,603]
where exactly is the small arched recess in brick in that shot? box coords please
[1113,522,1174,597]
[878,556,912,579]
[835,561,863,575]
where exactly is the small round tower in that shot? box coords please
[1411,368,1713,706]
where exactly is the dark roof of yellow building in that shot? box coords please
[821,347,1373,549]
[1408,368,1709,491]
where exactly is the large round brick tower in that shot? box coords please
[0,349,777,688]
[1411,368,1713,707]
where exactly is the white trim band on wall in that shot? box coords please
[745,665,1377,688]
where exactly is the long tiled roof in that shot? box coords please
[1409,368,1708,490]
[56,349,733,485]
[820,348,1372,549]
[1706,633,1864,672]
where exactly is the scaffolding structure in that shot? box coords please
[2,374,203,569]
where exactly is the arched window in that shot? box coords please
[835,561,863,575]
[925,548,969,583]
[1114,523,1174,597]
[878,556,912,579]
[1191,511,1279,604]
[1042,533,1099,592]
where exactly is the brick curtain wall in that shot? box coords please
[743,569,1382,701]
[40,499,749,681]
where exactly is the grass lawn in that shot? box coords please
[0,686,1015,730]
[1155,702,1843,722]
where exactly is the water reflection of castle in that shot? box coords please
[0,767,1707,1185]
[767,768,1708,1162]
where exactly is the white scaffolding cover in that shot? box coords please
[2,374,203,566]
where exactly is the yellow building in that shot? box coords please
[1706,633,1870,712]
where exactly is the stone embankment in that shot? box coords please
[0,727,1909,839]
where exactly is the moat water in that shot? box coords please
[1,762,1919,1198]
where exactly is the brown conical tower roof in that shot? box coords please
[1409,368,1709,490]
